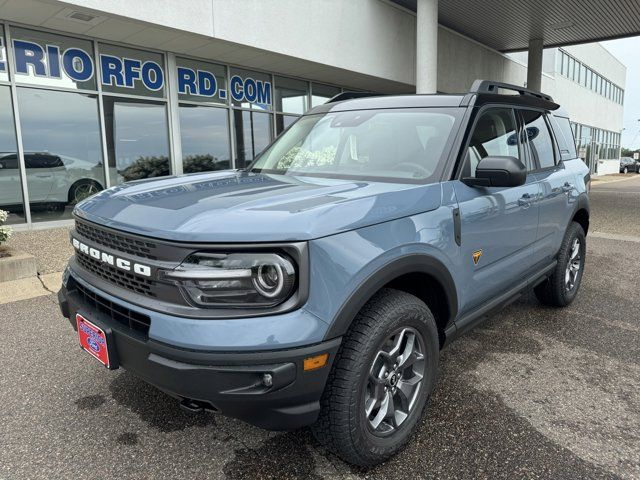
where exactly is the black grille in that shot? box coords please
[76,253,157,298]
[75,282,151,337]
[75,220,158,260]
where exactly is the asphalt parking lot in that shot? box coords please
[1,176,639,480]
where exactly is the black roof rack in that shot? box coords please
[468,79,554,102]
[326,91,383,103]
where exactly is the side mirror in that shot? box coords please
[462,156,526,188]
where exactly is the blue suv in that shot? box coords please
[58,80,590,466]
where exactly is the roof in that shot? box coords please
[391,0,640,52]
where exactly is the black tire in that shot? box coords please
[534,221,586,307]
[311,288,439,467]
[68,179,102,204]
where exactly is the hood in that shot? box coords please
[74,171,442,242]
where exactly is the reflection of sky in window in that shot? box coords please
[179,106,230,160]
[113,102,169,168]
[17,88,102,166]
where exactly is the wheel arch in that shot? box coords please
[324,254,458,348]
[571,192,590,235]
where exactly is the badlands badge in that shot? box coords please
[472,249,483,265]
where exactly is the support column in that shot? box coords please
[416,0,438,94]
[526,38,544,92]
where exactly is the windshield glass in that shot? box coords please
[250,108,460,182]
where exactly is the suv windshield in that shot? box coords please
[250,108,461,182]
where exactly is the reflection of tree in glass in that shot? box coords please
[183,155,228,173]
[276,146,337,170]
[120,156,170,181]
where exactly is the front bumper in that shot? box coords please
[59,273,341,431]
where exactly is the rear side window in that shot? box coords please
[461,107,520,178]
[520,110,556,169]
[551,115,578,159]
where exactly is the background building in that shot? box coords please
[0,0,633,227]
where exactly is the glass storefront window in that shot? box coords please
[17,87,105,222]
[176,58,227,105]
[311,83,341,107]
[11,27,96,91]
[0,86,25,224]
[274,76,308,114]
[179,105,231,173]
[99,44,165,99]
[0,26,8,83]
[103,97,170,184]
[233,110,272,167]
[275,114,298,135]
[229,67,272,110]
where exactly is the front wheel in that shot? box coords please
[623,166,628,174]
[534,221,586,307]
[312,288,439,467]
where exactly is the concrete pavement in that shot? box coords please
[0,177,639,479]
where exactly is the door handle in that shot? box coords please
[562,182,573,193]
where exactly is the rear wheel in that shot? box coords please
[312,288,439,467]
[69,180,101,204]
[534,221,586,307]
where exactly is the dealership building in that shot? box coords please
[0,0,635,228]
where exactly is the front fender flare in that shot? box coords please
[323,254,458,340]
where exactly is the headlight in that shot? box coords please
[161,252,296,308]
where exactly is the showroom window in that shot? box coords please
[274,76,308,115]
[0,85,25,224]
[179,105,231,173]
[99,43,165,99]
[0,25,8,83]
[176,57,227,105]
[311,83,341,108]
[233,110,272,167]
[102,96,170,184]
[17,88,105,222]
[11,27,96,91]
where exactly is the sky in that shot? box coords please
[600,37,640,149]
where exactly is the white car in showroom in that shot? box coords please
[0,152,105,211]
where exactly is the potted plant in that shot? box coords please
[0,209,12,258]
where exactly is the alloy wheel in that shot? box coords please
[73,182,99,203]
[565,237,582,292]
[364,327,426,436]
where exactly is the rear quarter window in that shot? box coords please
[551,115,578,160]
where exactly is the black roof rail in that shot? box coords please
[469,79,554,103]
[326,91,383,103]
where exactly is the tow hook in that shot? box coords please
[179,398,217,414]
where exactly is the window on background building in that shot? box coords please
[0,86,26,224]
[99,44,166,99]
[521,110,556,169]
[311,83,341,108]
[17,88,105,222]
[179,105,231,173]
[176,58,227,105]
[102,97,170,184]
[275,113,298,135]
[274,76,308,115]
[10,27,96,91]
[233,109,272,167]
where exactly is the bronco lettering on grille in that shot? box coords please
[72,237,152,277]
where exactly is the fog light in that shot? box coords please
[262,373,273,387]
[303,353,329,371]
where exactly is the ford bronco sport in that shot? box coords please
[59,80,590,467]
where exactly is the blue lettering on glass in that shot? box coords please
[46,45,61,78]
[177,67,197,95]
[219,89,227,99]
[123,58,142,87]
[256,81,271,105]
[141,61,163,91]
[13,40,47,76]
[229,75,271,105]
[100,55,124,86]
[197,70,216,96]
[62,48,93,82]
